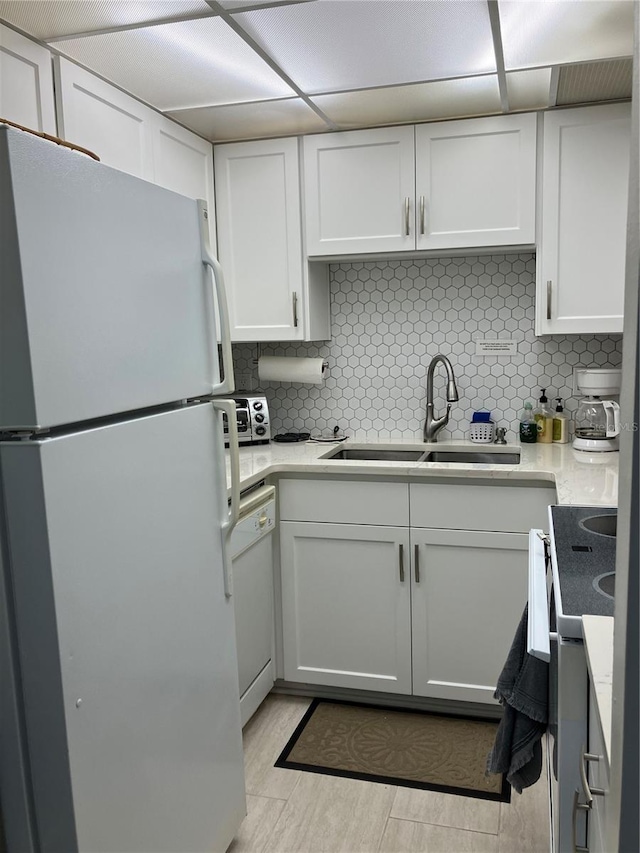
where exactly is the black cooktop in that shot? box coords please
[550,505,616,629]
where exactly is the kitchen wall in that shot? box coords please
[232,253,623,441]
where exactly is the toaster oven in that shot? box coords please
[224,396,270,446]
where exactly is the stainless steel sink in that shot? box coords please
[323,447,426,462]
[320,445,521,464]
[422,450,520,465]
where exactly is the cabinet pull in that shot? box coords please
[292,291,298,328]
[404,197,410,236]
[579,746,605,807]
[414,544,420,583]
[572,790,590,853]
[547,280,552,321]
[419,195,425,235]
[398,544,405,582]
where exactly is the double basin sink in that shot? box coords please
[321,444,521,465]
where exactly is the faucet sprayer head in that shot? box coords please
[446,379,459,402]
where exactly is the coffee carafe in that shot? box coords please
[572,369,622,452]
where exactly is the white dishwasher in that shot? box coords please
[230,484,276,727]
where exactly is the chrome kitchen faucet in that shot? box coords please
[423,354,459,442]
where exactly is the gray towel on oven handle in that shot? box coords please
[486,604,548,794]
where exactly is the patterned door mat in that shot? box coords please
[275,699,509,803]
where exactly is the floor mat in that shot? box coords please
[275,698,510,802]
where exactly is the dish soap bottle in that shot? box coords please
[553,398,569,443]
[534,389,553,443]
[519,402,538,443]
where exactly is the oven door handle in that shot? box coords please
[528,529,553,662]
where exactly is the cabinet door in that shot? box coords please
[151,115,216,251]
[303,126,415,255]
[0,24,56,134]
[411,528,528,704]
[280,521,412,694]
[537,104,630,335]
[54,56,155,180]
[415,113,537,250]
[215,137,304,341]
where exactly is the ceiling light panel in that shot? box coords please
[506,68,552,110]
[54,17,294,111]
[499,0,634,71]
[233,0,496,94]
[313,77,501,129]
[0,1,212,40]
[168,97,328,141]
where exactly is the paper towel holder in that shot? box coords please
[252,358,329,371]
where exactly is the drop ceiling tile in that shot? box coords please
[168,97,328,141]
[506,68,551,110]
[0,1,212,40]
[313,77,501,128]
[234,0,496,94]
[54,17,294,111]
[499,0,634,71]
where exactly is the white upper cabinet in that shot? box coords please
[215,137,329,342]
[536,103,630,335]
[302,114,537,257]
[150,115,216,249]
[54,57,216,245]
[0,24,56,134]
[54,57,155,181]
[303,126,416,255]
[415,113,537,250]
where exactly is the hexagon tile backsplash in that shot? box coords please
[232,254,623,441]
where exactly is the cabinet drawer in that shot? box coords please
[587,683,610,853]
[410,482,556,532]
[279,478,409,526]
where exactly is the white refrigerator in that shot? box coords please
[0,126,246,853]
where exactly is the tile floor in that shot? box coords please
[227,694,551,853]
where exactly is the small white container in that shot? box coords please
[469,422,495,443]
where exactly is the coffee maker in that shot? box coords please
[572,368,622,452]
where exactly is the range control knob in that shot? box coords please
[253,401,263,411]
[254,413,265,423]
[255,426,266,436]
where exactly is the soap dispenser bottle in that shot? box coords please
[534,389,553,444]
[553,398,569,443]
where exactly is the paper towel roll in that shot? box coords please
[258,356,326,385]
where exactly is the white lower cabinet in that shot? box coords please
[279,477,553,705]
[585,683,610,853]
[280,521,412,694]
[411,528,528,704]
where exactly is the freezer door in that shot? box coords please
[0,403,246,853]
[0,126,220,429]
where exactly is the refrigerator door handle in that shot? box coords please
[198,199,235,396]
[212,399,241,597]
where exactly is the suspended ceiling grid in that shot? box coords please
[0,0,634,142]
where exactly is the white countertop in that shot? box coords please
[582,615,615,768]
[228,438,619,507]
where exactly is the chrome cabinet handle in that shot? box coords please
[419,195,425,235]
[414,544,420,583]
[292,292,298,328]
[579,746,605,807]
[399,543,405,582]
[572,790,590,853]
[404,197,410,236]
[547,280,552,321]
